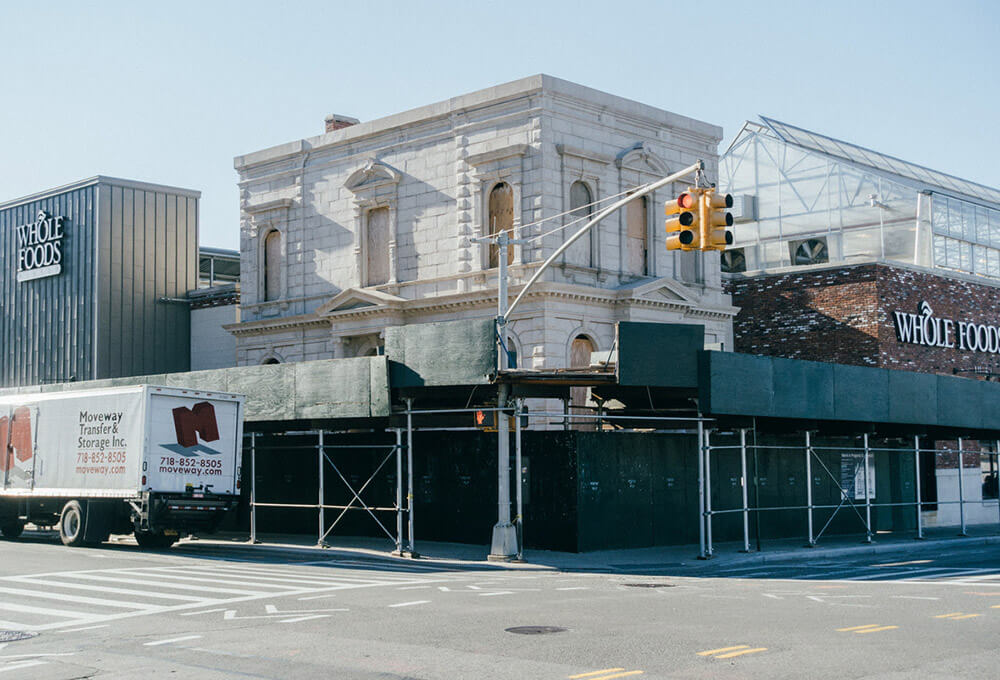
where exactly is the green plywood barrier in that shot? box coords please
[699,350,1000,432]
[616,322,702,387]
[0,357,392,422]
[385,318,495,387]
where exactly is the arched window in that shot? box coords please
[264,230,282,301]
[566,181,594,267]
[262,357,280,365]
[488,182,514,268]
[569,335,596,430]
[625,195,648,276]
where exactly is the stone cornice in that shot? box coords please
[226,283,737,338]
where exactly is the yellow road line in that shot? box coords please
[949,614,980,620]
[873,559,932,567]
[714,647,768,659]
[585,672,643,680]
[697,645,749,656]
[991,605,1000,609]
[933,612,964,619]
[568,670,625,679]
[836,624,881,632]
[855,626,898,634]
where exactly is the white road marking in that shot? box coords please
[144,635,202,646]
[556,587,588,591]
[466,585,481,590]
[762,594,783,599]
[0,660,47,674]
[298,594,338,601]
[388,600,430,608]
[280,614,330,623]
[479,591,514,597]
[58,572,259,596]
[58,624,110,633]
[0,585,152,610]
[397,585,430,590]
[0,564,446,631]
[893,595,940,600]
[438,587,451,592]
[9,577,206,601]
[0,601,92,620]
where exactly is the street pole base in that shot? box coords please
[489,522,518,561]
[804,542,816,548]
[317,541,330,549]
[393,550,420,559]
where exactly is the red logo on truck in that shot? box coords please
[0,406,32,472]
[172,402,220,448]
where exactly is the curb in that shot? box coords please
[714,534,1000,566]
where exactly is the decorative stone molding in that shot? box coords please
[345,160,402,286]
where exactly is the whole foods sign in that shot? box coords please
[893,301,1000,354]
[16,210,65,282]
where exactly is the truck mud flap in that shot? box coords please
[82,501,115,543]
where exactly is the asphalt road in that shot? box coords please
[1,532,998,679]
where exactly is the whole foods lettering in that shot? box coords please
[16,210,66,282]
[893,301,1000,354]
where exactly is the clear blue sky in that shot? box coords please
[2,1,997,250]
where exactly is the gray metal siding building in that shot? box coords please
[0,177,199,387]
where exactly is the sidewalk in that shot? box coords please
[192,524,1000,574]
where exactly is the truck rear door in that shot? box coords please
[145,393,242,496]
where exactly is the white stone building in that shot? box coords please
[227,75,737,373]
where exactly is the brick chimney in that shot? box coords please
[325,114,360,133]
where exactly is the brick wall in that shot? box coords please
[725,263,1000,376]
[725,265,881,366]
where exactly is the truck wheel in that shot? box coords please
[134,531,177,549]
[1,521,24,539]
[59,501,87,547]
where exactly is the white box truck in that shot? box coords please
[0,385,244,548]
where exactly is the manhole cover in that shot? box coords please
[505,626,567,635]
[622,583,674,588]
[0,631,37,643]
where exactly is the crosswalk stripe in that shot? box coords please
[144,566,368,588]
[205,564,415,584]
[58,573,261,596]
[0,585,154,611]
[8,578,207,602]
[121,570,302,591]
[0,601,94,620]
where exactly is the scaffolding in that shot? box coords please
[699,429,1000,558]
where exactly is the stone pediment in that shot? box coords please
[621,278,700,305]
[316,287,406,316]
[345,160,401,193]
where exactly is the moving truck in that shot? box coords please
[0,385,244,548]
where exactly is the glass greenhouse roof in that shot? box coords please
[759,116,1000,209]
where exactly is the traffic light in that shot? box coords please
[701,190,734,251]
[665,190,701,251]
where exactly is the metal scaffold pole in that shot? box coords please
[395,428,403,555]
[515,398,524,561]
[805,431,815,547]
[697,419,706,559]
[406,398,417,557]
[914,435,924,540]
[317,430,326,547]
[705,429,714,557]
[863,433,873,544]
[250,432,259,544]
[740,429,750,553]
[957,437,967,536]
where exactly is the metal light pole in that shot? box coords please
[489,231,518,560]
